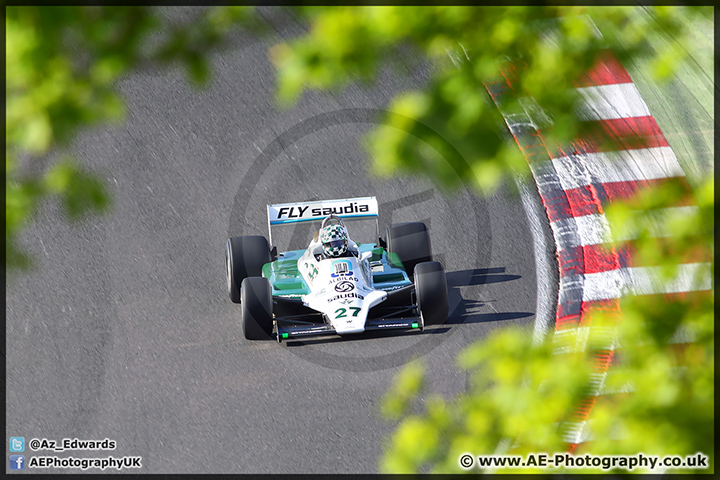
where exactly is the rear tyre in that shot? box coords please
[414,261,448,326]
[386,222,432,278]
[226,235,271,303]
[242,277,274,340]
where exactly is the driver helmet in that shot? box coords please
[320,224,348,257]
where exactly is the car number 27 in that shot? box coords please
[335,307,360,319]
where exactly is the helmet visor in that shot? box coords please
[324,239,346,251]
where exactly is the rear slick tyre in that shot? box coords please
[386,222,432,278]
[414,261,448,326]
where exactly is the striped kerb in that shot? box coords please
[485,47,711,448]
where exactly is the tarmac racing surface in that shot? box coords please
[5,9,551,474]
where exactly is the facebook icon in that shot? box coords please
[10,455,24,470]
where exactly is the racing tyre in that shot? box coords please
[242,277,274,340]
[414,261,448,326]
[226,235,271,303]
[386,222,432,278]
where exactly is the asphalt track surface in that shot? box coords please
[5,9,552,474]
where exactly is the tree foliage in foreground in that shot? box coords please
[268,5,713,473]
[378,179,713,473]
[6,5,256,271]
[271,6,703,191]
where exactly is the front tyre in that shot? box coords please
[386,222,432,278]
[242,277,274,340]
[414,261,448,326]
[226,235,271,303]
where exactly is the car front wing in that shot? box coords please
[275,315,423,343]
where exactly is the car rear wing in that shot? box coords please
[267,196,379,247]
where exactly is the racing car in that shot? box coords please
[225,196,448,342]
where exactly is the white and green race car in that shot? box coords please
[225,196,448,342]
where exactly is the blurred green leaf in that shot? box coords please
[380,360,425,420]
[6,6,257,271]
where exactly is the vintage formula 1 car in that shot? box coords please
[225,196,448,342]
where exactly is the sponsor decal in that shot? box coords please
[290,329,329,336]
[277,205,310,219]
[338,299,353,305]
[327,292,365,303]
[328,276,359,284]
[274,202,371,221]
[305,262,319,281]
[312,203,370,216]
[383,285,408,291]
[377,323,411,328]
[302,261,319,286]
[334,281,354,293]
[331,260,353,278]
